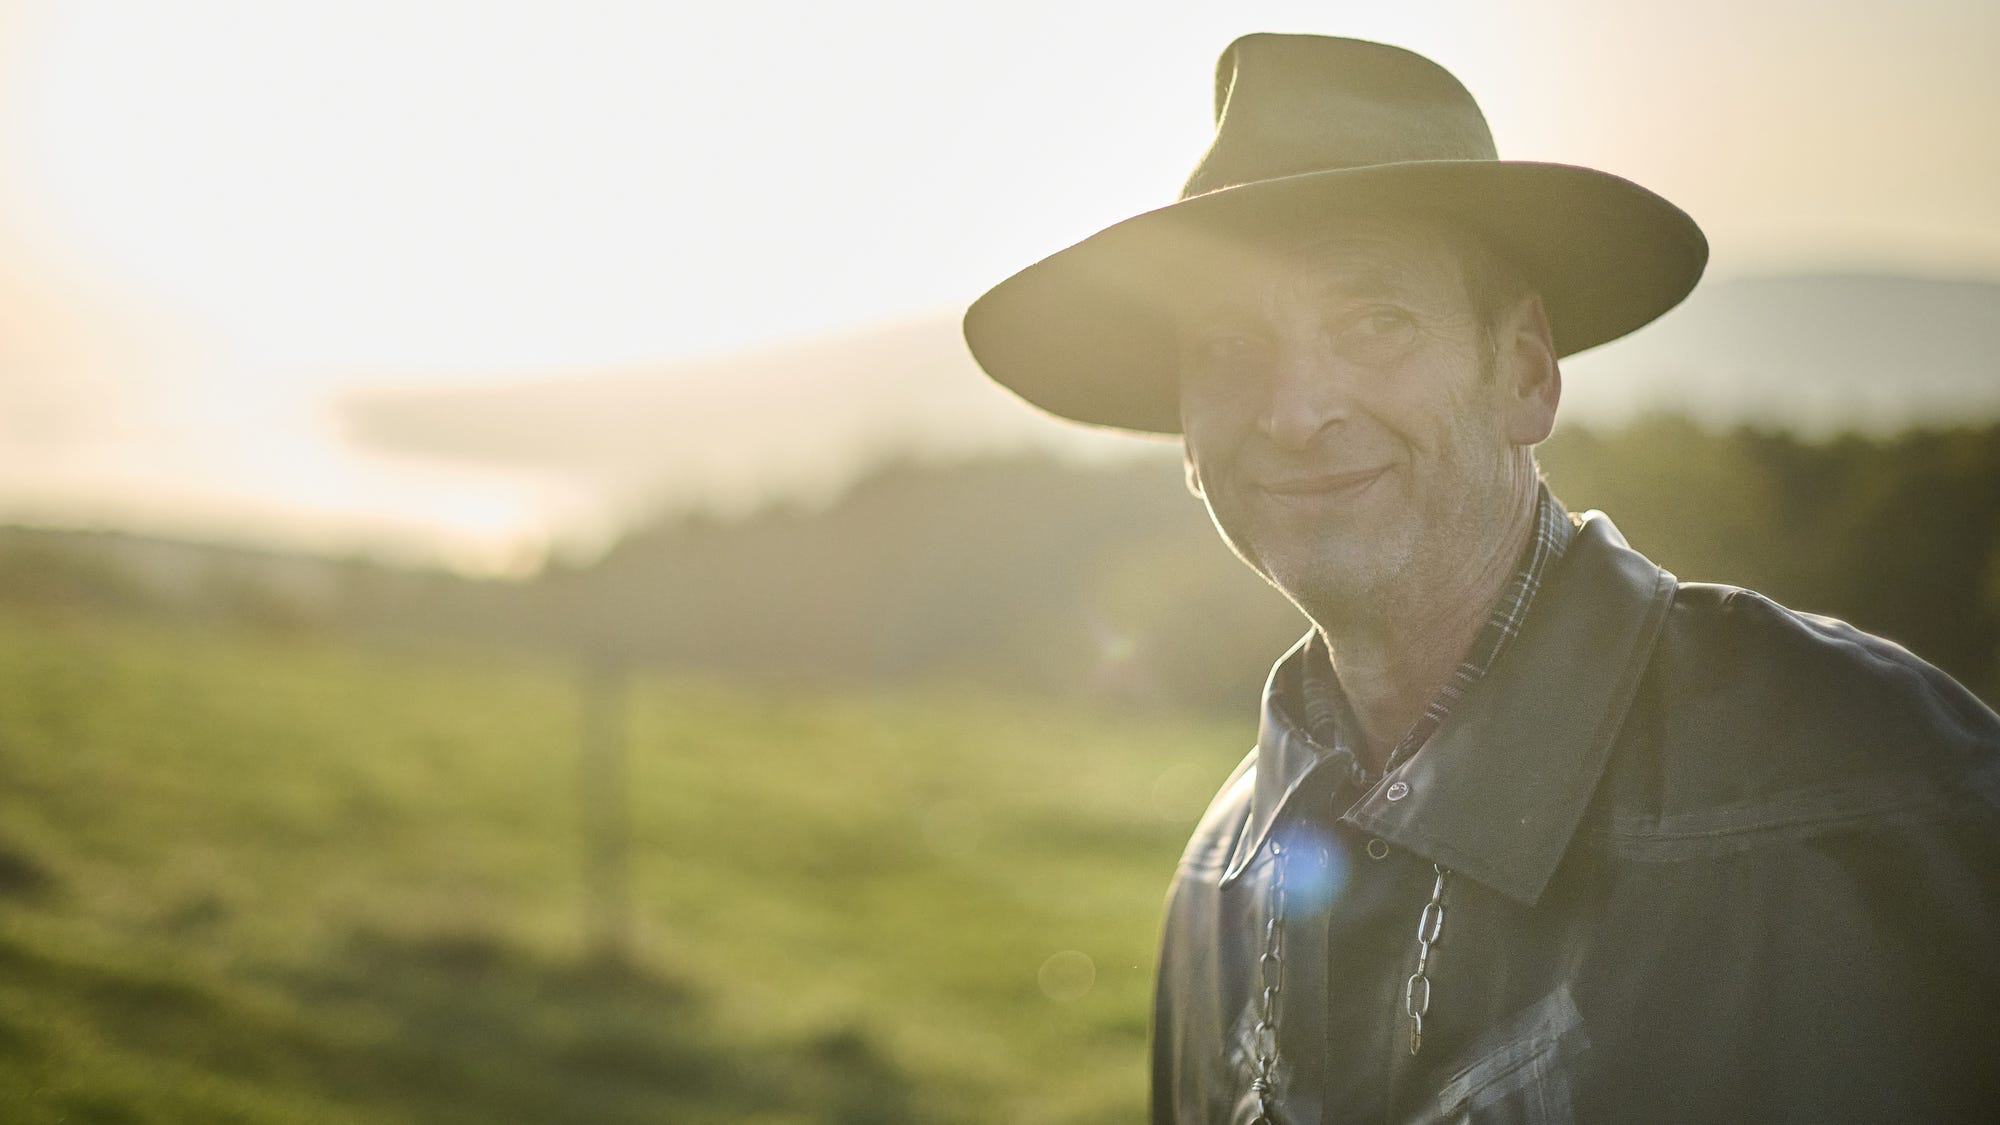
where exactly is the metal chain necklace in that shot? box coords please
[1248,836,1287,1125]
[1405,863,1450,1056]
[1245,839,1453,1121]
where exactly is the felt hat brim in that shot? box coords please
[964,158,1708,436]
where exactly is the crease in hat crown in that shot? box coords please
[1185,34,1497,196]
[962,32,1709,436]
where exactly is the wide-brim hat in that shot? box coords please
[963,33,1709,435]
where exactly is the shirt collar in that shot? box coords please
[1225,511,1677,903]
[1294,486,1576,775]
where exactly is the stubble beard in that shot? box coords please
[1219,423,1521,641]
[1250,504,1425,636]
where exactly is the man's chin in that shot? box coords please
[1261,554,1401,628]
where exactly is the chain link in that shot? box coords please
[1247,837,1287,1124]
[1404,863,1449,1056]
[1246,816,1449,1118]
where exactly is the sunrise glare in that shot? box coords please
[3,0,1996,568]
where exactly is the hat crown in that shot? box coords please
[964,32,1706,435]
[1183,34,1498,199]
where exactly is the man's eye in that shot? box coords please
[1178,331,1260,386]
[1327,308,1416,365]
[1357,309,1412,335]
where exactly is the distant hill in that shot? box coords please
[1562,273,2000,435]
[340,272,2000,515]
[338,315,1143,520]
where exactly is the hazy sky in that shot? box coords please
[2,0,1996,568]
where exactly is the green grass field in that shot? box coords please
[0,610,1250,1123]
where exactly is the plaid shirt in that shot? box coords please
[1294,484,1575,782]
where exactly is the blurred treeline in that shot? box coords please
[6,413,1998,710]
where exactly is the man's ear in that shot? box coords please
[1182,444,1204,498]
[1499,294,1561,446]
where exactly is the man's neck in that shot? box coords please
[1318,480,1540,774]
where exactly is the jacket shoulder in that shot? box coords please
[1610,579,1999,833]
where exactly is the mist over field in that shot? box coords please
[338,272,2000,534]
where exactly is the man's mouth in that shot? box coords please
[1256,466,1386,498]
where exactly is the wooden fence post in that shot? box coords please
[579,654,633,967]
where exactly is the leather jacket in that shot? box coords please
[1151,513,2000,1123]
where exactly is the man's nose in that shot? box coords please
[1258,345,1349,451]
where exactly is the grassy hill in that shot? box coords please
[0,610,1246,1123]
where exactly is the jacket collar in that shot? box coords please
[1224,513,1676,904]
[1221,630,1336,883]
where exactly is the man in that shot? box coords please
[963,33,2000,1123]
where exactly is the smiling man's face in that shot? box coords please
[1176,214,1552,628]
